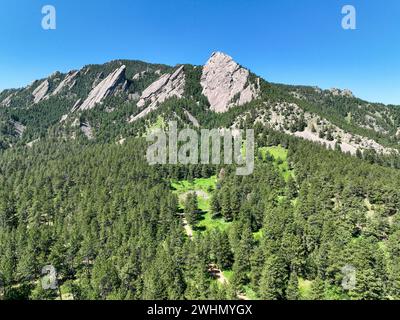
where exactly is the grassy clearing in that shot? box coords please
[299,278,313,300]
[253,229,263,241]
[145,115,166,135]
[171,176,217,194]
[243,285,259,300]
[171,176,231,233]
[222,270,234,282]
[197,211,230,232]
[258,145,294,181]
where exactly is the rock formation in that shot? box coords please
[201,52,259,113]
[32,80,50,104]
[52,71,79,96]
[129,66,185,122]
[80,122,94,140]
[328,88,354,98]
[79,65,126,111]
[1,93,13,107]
[71,99,82,113]
[234,101,396,156]
[184,110,200,128]
[10,120,26,137]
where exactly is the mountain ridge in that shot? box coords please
[1,52,400,161]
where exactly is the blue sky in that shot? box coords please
[0,0,399,104]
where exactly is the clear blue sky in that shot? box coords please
[0,0,399,104]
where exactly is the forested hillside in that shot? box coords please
[1,52,400,300]
[0,127,399,300]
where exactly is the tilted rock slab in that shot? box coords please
[1,93,14,107]
[184,109,200,128]
[129,66,185,122]
[10,120,26,137]
[32,80,50,104]
[79,65,126,111]
[52,71,79,96]
[201,52,259,113]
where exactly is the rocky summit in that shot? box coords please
[201,52,259,113]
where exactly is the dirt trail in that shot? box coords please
[208,264,249,300]
[176,187,249,300]
[181,216,193,239]
[179,190,209,202]
[208,264,228,285]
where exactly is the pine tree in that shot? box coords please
[184,192,199,226]
[286,271,300,300]
[310,277,325,300]
[259,255,288,300]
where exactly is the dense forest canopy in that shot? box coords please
[0,128,399,300]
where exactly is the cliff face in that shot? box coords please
[79,65,127,111]
[32,80,50,104]
[52,71,79,96]
[128,65,186,122]
[200,52,259,113]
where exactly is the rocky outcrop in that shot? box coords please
[128,93,140,101]
[71,99,82,113]
[1,93,13,107]
[184,110,200,128]
[52,71,79,96]
[80,122,94,140]
[79,65,126,111]
[201,52,259,113]
[10,120,26,137]
[234,102,396,156]
[133,71,147,80]
[328,88,354,98]
[59,114,68,123]
[26,139,40,148]
[128,66,185,122]
[32,80,50,104]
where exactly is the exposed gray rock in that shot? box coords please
[234,101,396,156]
[129,66,185,122]
[10,120,26,137]
[133,71,147,80]
[117,137,126,145]
[128,93,140,101]
[60,114,69,123]
[79,65,126,111]
[1,93,14,107]
[71,118,80,128]
[26,139,40,148]
[201,52,259,113]
[32,80,50,104]
[184,109,200,128]
[52,71,79,96]
[80,122,94,140]
[71,99,82,113]
[328,88,354,98]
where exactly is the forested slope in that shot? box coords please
[0,127,399,300]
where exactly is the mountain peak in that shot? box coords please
[209,51,234,61]
[201,52,259,112]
